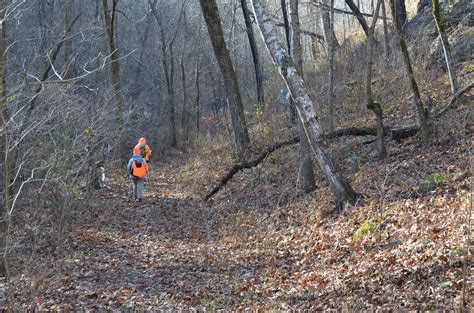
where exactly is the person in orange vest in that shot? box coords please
[135,137,152,164]
[127,147,149,202]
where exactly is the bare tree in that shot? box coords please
[180,9,189,142]
[432,0,458,96]
[327,0,335,133]
[318,0,339,49]
[149,0,186,148]
[289,0,316,193]
[394,0,407,29]
[251,0,359,208]
[344,0,369,37]
[389,0,430,145]
[102,0,125,149]
[240,0,265,107]
[366,0,386,159]
[381,0,390,64]
[65,0,74,79]
[199,0,250,159]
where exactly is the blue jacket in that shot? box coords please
[127,154,147,179]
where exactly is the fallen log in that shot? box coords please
[204,86,472,200]
[203,126,414,200]
[204,136,299,201]
[433,81,473,118]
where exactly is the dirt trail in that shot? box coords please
[8,165,261,310]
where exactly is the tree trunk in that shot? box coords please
[327,0,335,133]
[168,45,177,147]
[366,0,386,159]
[240,0,265,107]
[389,0,430,145]
[199,0,250,160]
[281,0,297,124]
[432,0,458,96]
[281,0,291,53]
[195,55,202,135]
[133,9,153,95]
[65,0,74,79]
[394,0,407,29]
[180,9,189,143]
[345,0,369,37]
[289,0,316,193]
[381,0,391,65]
[251,0,359,209]
[320,0,339,49]
[149,0,185,148]
[102,0,125,151]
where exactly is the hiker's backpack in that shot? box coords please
[131,160,147,178]
[137,144,147,158]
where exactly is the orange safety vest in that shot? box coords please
[135,144,151,161]
[131,161,147,178]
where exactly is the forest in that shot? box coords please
[0,0,472,310]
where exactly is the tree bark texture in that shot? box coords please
[240,0,265,107]
[366,0,386,159]
[251,0,359,208]
[389,0,430,145]
[289,0,316,193]
[280,0,297,124]
[432,0,458,96]
[199,0,250,159]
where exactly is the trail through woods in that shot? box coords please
[3,133,473,310]
[5,167,242,309]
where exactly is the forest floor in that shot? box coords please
[2,86,473,310]
[3,132,473,310]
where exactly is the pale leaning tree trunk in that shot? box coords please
[432,0,458,96]
[200,0,250,160]
[366,0,386,159]
[280,0,297,123]
[389,0,430,145]
[251,0,359,208]
[289,0,316,193]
